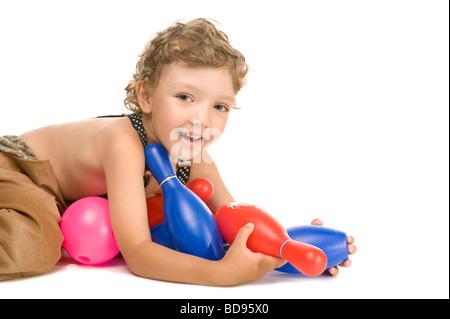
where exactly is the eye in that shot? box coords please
[214,104,229,112]
[177,94,193,102]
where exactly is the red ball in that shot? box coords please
[186,177,214,202]
[147,195,165,228]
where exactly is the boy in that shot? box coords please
[0,18,356,285]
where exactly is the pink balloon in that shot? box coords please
[60,197,119,265]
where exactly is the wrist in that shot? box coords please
[205,257,240,287]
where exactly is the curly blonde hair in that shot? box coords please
[124,18,248,113]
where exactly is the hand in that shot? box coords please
[217,223,287,286]
[311,218,357,276]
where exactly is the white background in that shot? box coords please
[0,0,448,299]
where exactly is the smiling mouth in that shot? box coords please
[179,132,204,142]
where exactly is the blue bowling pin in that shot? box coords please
[144,143,224,260]
[276,225,349,274]
[151,221,231,253]
[150,222,176,250]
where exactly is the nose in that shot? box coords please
[189,104,211,130]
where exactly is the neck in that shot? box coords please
[141,112,161,145]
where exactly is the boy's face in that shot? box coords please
[142,62,236,162]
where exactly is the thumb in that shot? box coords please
[233,223,254,249]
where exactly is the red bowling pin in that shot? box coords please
[216,203,327,277]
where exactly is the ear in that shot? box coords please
[135,81,152,113]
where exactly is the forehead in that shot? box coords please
[160,63,235,97]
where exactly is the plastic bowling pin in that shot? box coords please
[150,222,176,250]
[144,143,224,260]
[276,225,349,274]
[149,178,215,249]
[147,177,214,228]
[216,203,327,277]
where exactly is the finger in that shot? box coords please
[276,258,288,268]
[328,266,339,276]
[347,235,355,244]
[348,244,357,254]
[338,259,352,267]
[311,218,323,226]
[233,223,254,249]
[263,255,287,269]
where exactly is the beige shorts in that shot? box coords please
[0,136,67,281]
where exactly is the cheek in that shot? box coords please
[152,104,180,133]
[152,114,186,151]
[152,114,174,143]
[212,115,229,133]
[206,117,228,142]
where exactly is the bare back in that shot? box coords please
[20,117,150,200]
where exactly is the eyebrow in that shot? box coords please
[173,82,197,92]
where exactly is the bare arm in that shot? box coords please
[99,133,215,284]
[100,134,285,286]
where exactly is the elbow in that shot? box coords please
[119,240,155,278]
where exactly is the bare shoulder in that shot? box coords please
[20,117,140,160]
[20,117,145,199]
[92,117,148,200]
[94,118,144,170]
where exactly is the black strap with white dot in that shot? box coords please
[176,163,191,185]
[127,113,151,187]
[127,113,148,150]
